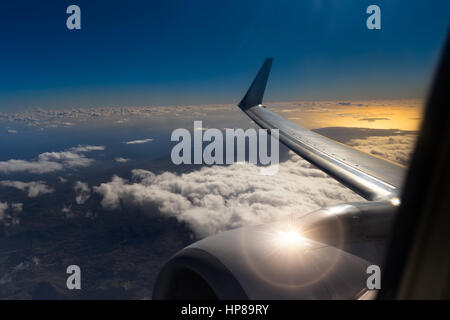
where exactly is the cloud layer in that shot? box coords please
[0,145,104,174]
[115,157,130,163]
[74,181,91,205]
[124,138,153,145]
[0,201,23,226]
[0,180,54,197]
[0,100,422,134]
[347,135,416,166]
[94,152,363,238]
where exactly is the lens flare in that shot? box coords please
[390,197,401,206]
[278,230,303,246]
[274,227,308,250]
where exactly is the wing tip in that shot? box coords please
[238,58,273,111]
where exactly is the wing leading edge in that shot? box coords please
[238,58,405,201]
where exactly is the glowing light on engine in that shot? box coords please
[240,222,343,289]
[390,197,401,206]
[327,204,354,215]
[278,230,303,245]
[274,227,307,250]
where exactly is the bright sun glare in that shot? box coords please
[278,230,304,246]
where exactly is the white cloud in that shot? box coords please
[70,145,105,152]
[0,180,54,197]
[0,160,63,174]
[74,181,91,204]
[58,176,68,183]
[38,151,94,168]
[61,205,76,219]
[124,138,153,145]
[0,202,22,226]
[115,157,130,163]
[11,203,23,213]
[347,135,416,166]
[0,145,104,174]
[0,202,8,221]
[94,152,363,238]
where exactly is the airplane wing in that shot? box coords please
[238,58,405,201]
[153,57,408,300]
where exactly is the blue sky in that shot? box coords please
[0,0,448,110]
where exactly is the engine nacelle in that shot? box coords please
[153,201,396,299]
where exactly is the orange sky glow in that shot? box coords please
[267,99,424,131]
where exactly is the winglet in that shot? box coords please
[238,58,273,110]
